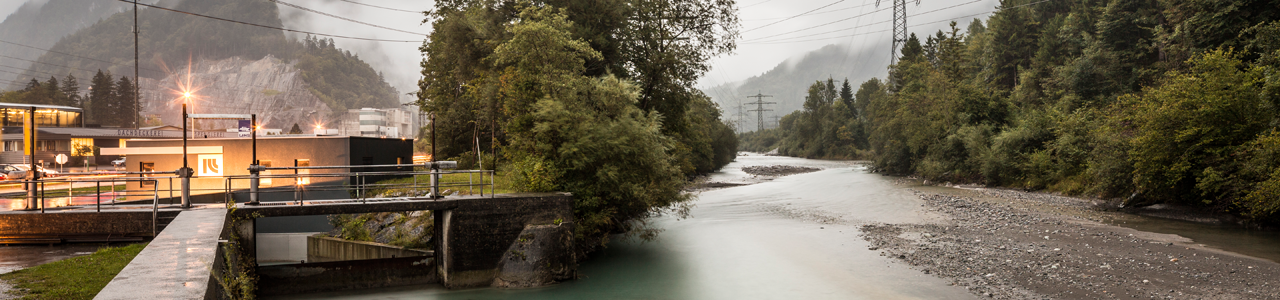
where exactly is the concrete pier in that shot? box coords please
[95,208,226,300]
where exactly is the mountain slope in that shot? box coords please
[0,0,133,86]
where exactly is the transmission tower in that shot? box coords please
[746,92,774,132]
[770,115,781,129]
[878,0,920,65]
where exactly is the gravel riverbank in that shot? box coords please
[861,188,1280,299]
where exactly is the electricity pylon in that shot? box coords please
[746,92,774,132]
[878,0,920,65]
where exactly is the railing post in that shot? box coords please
[96,181,101,213]
[152,179,158,237]
[248,164,262,205]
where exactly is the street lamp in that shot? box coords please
[180,92,192,208]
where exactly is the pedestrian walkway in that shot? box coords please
[94,208,226,300]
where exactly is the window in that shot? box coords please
[3,141,20,152]
[140,162,155,187]
[70,139,94,156]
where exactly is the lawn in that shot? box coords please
[0,243,146,300]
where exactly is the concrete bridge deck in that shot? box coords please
[95,208,226,300]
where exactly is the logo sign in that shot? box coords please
[197,154,224,177]
[237,120,251,138]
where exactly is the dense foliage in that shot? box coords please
[417,0,739,254]
[750,0,1280,224]
[3,0,398,118]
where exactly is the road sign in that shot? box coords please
[55,154,68,165]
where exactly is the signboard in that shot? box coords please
[55,154,68,165]
[22,111,33,155]
[237,120,251,138]
[197,154,224,177]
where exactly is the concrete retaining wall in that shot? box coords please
[0,210,178,242]
[306,235,431,262]
[437,193,576,288]
[256,256,437,296]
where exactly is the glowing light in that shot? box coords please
[183,92,192,99]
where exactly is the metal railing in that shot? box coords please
[0,162,490,235]
[1,171,180,237]
[224,161,495,205]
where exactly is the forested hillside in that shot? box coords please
[745,0,1280,224]
[1,0,398,122]
[0,0,132,86]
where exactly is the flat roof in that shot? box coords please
[0,102,84,112]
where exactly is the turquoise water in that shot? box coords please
[275,155,973,300]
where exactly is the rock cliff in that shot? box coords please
[138,55,334,131]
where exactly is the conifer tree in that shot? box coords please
[88,70,115,126]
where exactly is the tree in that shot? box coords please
[88,70,115,126]
[492,6,688,254]
[61,74,80,107]
[289,123,303,134]
[114,76,136,128]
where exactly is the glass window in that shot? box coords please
[296,159,310,185]
[140,162,155,187]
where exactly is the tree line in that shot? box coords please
[0,70,139,127]
[744,0,1280,225]
[418,0,739,255]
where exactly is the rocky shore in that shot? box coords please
[861,188,1280,299]
[741,165,821,177]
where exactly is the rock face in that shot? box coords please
[139,55,333,130]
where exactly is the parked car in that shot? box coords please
[112,157,127,167]
[1,164,27,180]
[6,165,59,178]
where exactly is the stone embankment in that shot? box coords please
[861,189,1280,299]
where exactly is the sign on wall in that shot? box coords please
[237,120,251,138]
[197,154,224,177]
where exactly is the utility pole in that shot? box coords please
[746,92,774,132]
[133,0,140,128]
[878,0,920,65]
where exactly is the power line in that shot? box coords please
[743,0,845,33]
[0,55,102,74]
[743,0,1048,45]
[741,0,781,9]
[118,0,421,43]
[743,6,892,42]
[0,39,156,73]
[0,64,68,77]
[742,2,876,21]
[270,0,427,36]
[748,0,981,44]
[338,0,424,13]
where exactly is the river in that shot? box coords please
[276,154,976,299]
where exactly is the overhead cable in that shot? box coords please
[269,0,427,36]
[0,39,155,72]
[338,0,424,13]
[743,0,845,33]
[117,0,421,43]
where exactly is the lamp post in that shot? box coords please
[180,92,192,208]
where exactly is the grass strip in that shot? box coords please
[0,243,147,300]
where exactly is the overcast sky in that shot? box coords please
[1,0,1004,100]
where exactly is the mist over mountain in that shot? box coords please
[0,0,135,85]
[705,43,892,132]
[0,0,400,127]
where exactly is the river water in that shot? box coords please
[278,154,975,299]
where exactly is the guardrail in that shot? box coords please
[1,172,177,237]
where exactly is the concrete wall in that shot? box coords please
[437,193,576,288]
[306,235,431,263]
[0,210,178,241]
[256,256,438,296]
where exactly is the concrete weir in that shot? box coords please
[227,192,576,297]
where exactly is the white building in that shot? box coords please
[323,107,419,139]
